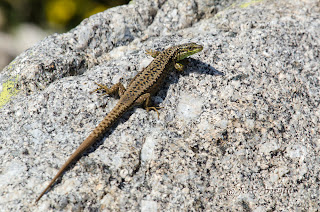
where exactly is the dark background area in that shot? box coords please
[0,0,130,31]
[0,0,130,70]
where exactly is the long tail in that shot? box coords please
[35,103,129,202]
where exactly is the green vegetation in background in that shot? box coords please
[0,0,130,31]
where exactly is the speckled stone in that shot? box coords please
[0,0,319,211]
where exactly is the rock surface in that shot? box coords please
[0,0,319,211]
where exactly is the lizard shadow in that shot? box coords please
[51,58,222,191]
[154,58,224,102]
[185,58,224,76]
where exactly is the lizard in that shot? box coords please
[35,42,203,202]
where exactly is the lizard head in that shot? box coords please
[175,43,203,61]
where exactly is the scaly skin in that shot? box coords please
[35,43,203,202]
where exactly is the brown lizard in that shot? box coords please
[35,42,203,202]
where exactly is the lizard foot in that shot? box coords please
[90,83,111,95]
[146,106,163,119]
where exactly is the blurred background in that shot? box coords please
[0,0,130,71]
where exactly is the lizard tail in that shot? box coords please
[35,103,129,202]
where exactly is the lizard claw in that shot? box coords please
[90,82,110,95]
[146,106,163,119]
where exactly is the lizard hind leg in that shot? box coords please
[134,93,163,119]
[90,82,126,97]
[145,106,163,119]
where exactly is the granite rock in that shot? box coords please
[0,0,319,211]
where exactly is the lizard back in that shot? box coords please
[118,46,177,105]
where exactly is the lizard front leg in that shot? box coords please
[134,93,162,119]
[91,82,126,97]
[174,58,190,72]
